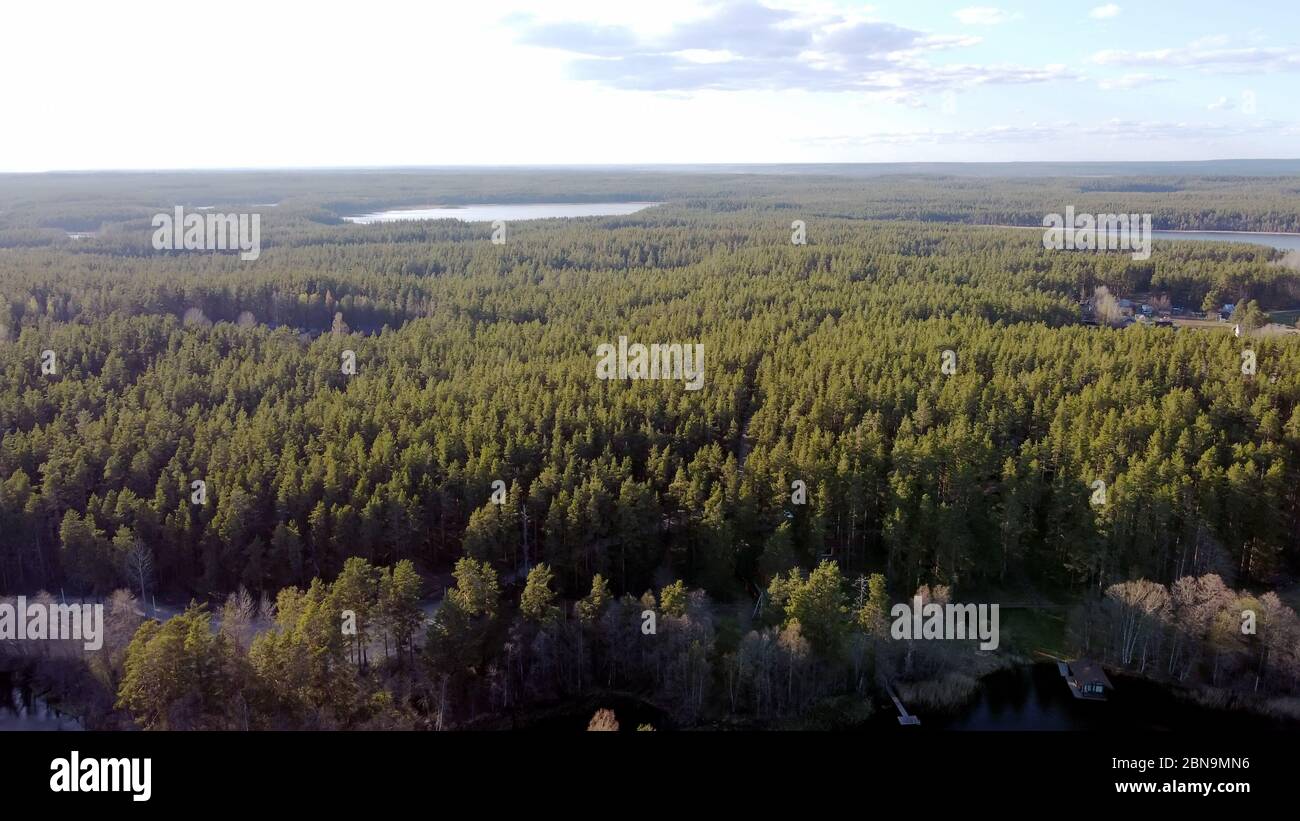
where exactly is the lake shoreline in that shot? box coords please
[922,659,1300,730]
[976,223,1300,238]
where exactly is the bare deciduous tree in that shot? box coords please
[122,537,153,609]
[221,587,257,650]
[1092,285,1124,326]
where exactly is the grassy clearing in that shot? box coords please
[999,607,1069,657]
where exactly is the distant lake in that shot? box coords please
[1152,230,1300,252]
[343,202,660,224]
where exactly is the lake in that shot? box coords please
[343,202,661,225]
[1153,230,1300,252]
[0,676,82,731]
[991,225,1300,252]
[922,663,1289,731]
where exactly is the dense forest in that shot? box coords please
[3,168,1300,729]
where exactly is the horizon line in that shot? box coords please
[4,158,1300,176]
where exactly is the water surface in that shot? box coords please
[925,663,1289,731]
[1152,230,1300,251]
[0,679,82,731]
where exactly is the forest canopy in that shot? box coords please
[3,168,1300,729]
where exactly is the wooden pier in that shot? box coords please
[885,682,921,726]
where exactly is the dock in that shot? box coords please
[885,683,921,726]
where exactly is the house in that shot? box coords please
[1063,660,1112,700]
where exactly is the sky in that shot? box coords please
[2,0,1299,171]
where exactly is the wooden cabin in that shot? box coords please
[1063,659,1112,701]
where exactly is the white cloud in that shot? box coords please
[671,48,739,63]
[1091,42,1300,72]
[1096,73,1169,90]
[1089,4,1121,19]
[1207,96,1233,110]
[512,0,1070,97]
[802,118,1300,147]
[953,7,1019,25]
